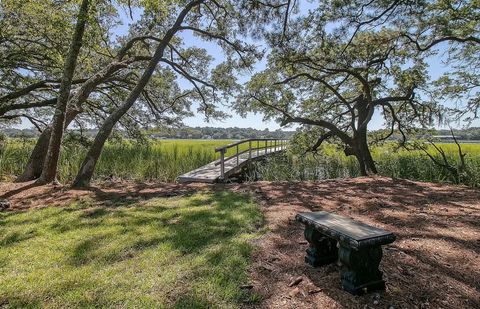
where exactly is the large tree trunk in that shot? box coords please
[354,153,368,176]
[15,128,51,182]
[363,147,377,174]
[16,109,81,182]
[354,146,377,175]
[36,0,90,184]
[344,128,377,176]
[351,128,377,176]
[71,116,120,187]
[72,0,203,188]
[357,127,377,174]
[350,99,377,176]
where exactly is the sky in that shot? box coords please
[13,1,478,131]
[109,4,282,130]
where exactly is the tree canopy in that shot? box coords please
[0,0,478,182]
[235,0,478,174]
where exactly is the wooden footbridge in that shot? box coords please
[178,138,289,183]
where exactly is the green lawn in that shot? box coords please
[0,191,264,308]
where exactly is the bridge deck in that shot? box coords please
[178,147,283,183]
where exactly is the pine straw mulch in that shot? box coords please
[1,176,479,308]
[230,177,480,309]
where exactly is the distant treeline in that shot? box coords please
[433,128,480,140]
[148,127,294,140]
[2,126,480,141]
[373,127,480,141]
[1,126,295,140]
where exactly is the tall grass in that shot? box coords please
[0,139,244,183]
[1,138,479,186]
[254,143,480,187]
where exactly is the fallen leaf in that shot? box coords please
[288,276,303,287]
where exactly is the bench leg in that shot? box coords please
[338,245,385,295]
[303,225,338,267]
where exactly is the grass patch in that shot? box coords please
[0,191,264,308]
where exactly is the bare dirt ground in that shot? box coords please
[1,176,479,308]
[0,180,209,210]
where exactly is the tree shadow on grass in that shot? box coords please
[63,191,260,266]
[0,229,37,247]
[171,295,213,309]
[68,234,109,267]
[1,190,262,307]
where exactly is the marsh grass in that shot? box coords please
[255,143,480,187]
[1,139,479,186]
[0,191,264,308]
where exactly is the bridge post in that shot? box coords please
[220,148,225,180]
[257,140,259,156]
[236,144,239,166]
[249,141,252,159]
[274,140,277,152]
[265,140,267,154]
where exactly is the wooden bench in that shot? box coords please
[295,211,396,295]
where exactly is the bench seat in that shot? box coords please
[296,211,396,250]
[295,211,396,295]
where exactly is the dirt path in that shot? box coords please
[1,177,479,308]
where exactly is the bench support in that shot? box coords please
[304,226,338,267]
[296,211,395,296]
[338,245,385,295]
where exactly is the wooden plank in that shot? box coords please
[177,147,283,183]
[296,211,395,249]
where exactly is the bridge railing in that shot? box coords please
[215,138,289,179]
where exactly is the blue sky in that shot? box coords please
[112,4,281,130]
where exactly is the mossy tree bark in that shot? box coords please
[36,0,90,184]
[16,61,129,182]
